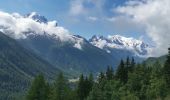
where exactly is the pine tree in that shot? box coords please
[77,74,86,100]
[126,57,131,71]
[125,57,130,82]
[87,85,105,100]
[146,67,167,100]
[97,72,107,91]
[163,48,170,89]
[50,72,70,100]
[26,74,49,100]
[116,59,128,84]
[84,76,89,98]
[106,66,114,80]
[130,57,135,72]
[88,73,94,92]
[98,72,105,83]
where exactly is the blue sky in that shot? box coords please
[0,0,170,56]
[0,0,147,40]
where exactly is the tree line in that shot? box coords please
[25,48,170,100]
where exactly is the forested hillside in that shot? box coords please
[0,32,60,100]
[25,48,170,100]
[144,55,167,67]
[0,0,169,99]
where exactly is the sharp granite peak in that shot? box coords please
[89,35,152,57]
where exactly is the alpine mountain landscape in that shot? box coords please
[0,0,170,100]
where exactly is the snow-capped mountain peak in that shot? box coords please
[0,11,84,50]
[72,35,85,50]
[107,35,148,48]
[89,35,151,56]
[26,12,49,24]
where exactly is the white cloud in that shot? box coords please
[0,11,73,41]
[139,35,144,41]
[69,0,104,18]
[69,0,86,16]
[88,16,98,21]
[113,0,170,57]
[106,15,145,34]
[0,11,86,50]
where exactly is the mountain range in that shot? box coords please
[0,12,152,76]
[0,11,157,100]
[89,35,150,56]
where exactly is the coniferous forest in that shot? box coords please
[0,1,170,99]
[25,48,170,100]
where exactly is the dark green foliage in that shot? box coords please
[146,69,167,100]
[88,73,94,89]
[84,77,91,98]
[116,59,128,84]
[77,74,94,100]
[98,72,106,83]
[126,57,130,69]
[163,48,170,89]
[50,72,71,100]
[106,66,114,80]
[116,57,136,84]
[26,74,50,100]
[130,57,135,72]
[87,84,105,100]
[97,72,107,91]
[126,65,151,99]
[26,73,76,100]
[0,32,60,100]
[144,55,167,67]
[77,74,86,100]
[2,32,170,100]
[87,49,170,100]
[25,50,170,100]
[85,74,94,96]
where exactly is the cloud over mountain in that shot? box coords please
[113,0,170,56]
[0,11,71,41]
